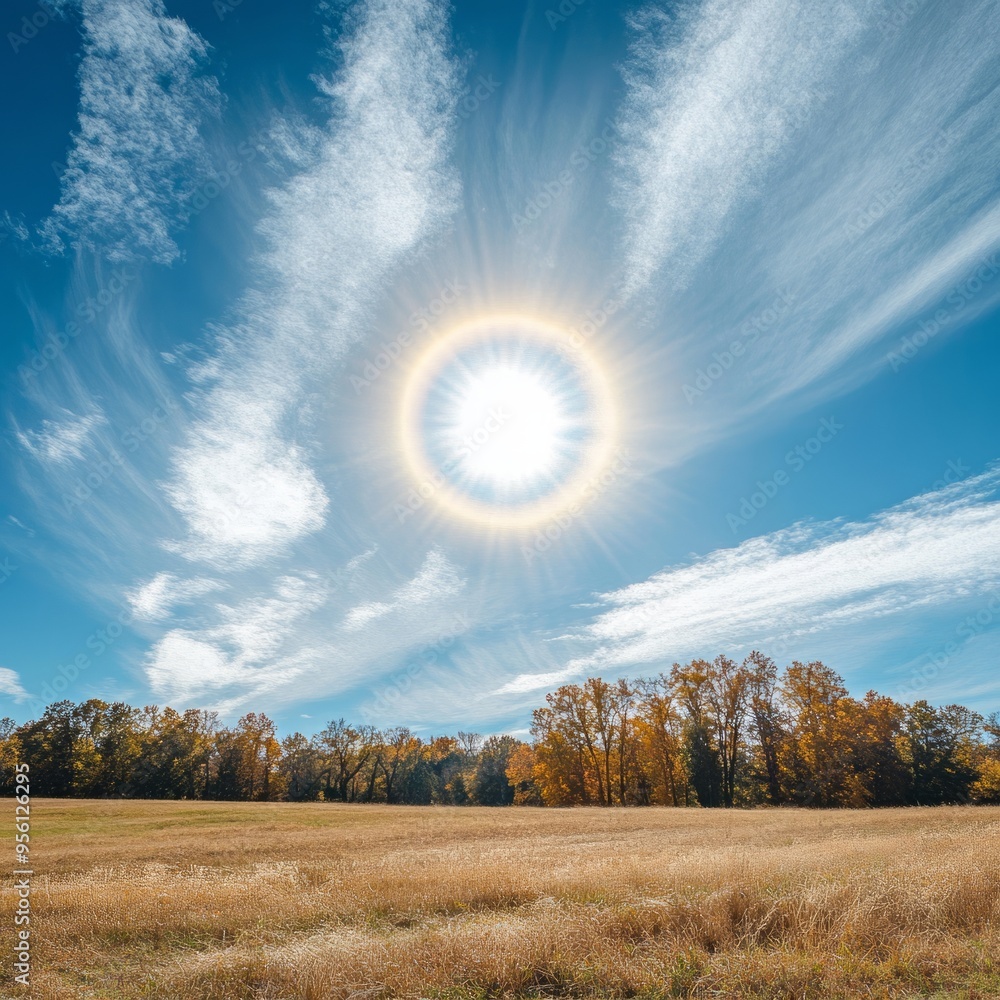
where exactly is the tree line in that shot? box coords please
[2,654,999,807]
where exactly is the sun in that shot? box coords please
[400,314,617,527]
[447,366,567,486]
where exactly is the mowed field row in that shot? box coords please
[1,800,999,999]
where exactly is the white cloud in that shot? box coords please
[163,0,460,568]
[144,573,329,701]
[613,0,1000,425]
[143,549,473,714]
[5,517,34,538]
[570,468,1000,674]
[40,0,220,264]
[144,632,235,697]
[493,668,580,696]
[341,548,465,631]
[1,212,29,244]
[614,0,873,297]
[163,433,329,568]
[342,602,394,631]
[127,572,225,622]
[0,668,30,704]
[394,548,466,604]
[17,411,105,464]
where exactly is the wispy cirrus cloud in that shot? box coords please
[135,0,470,710]
[0,668,30,705]
[341,549,465,631]
[40,0,221,264]
[613,0,873,297]
[127,572,226,623]
[12,0,473,719]
[364,626,581,729]
[144,548,472,715]
[17,410,105,464]
[493,667,579,696]
[566,467,1000,677]
[613,0,1000,431]
[164,0,461,569]
[144,573,330,704]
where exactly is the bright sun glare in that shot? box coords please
[400,315,617,527]
[448,367,566,486]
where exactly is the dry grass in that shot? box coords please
[1,801,998,999]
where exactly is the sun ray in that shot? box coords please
[400,314,618,527]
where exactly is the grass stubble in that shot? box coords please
[0,801,997,999]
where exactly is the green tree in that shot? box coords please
[0,717,21,796]
[745,652,784,804]
[15,701,78,796]
[473,735,517,805]
[279,732,324,801]
[904,701,982,805]
[672,661,723,807]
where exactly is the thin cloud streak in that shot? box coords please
[613,0,1000,441]
[0,668,30,704]
[568,468,1000,673]
[127,573,227,623]
[613,0,874,298]
[17,411,106,465]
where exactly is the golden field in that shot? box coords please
[1,800,999,999]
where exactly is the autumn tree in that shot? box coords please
[853,692,909,806]
[704,655,750,807]
[634,674,686,805]
[15,701,79,796]
[317,719,379,802]
[779,661,863,806]
[4,667,998,810]
[212,713,283,801]
[279,733,324,801]
[133,707,218,799]
[530,696,591,805]
[376,728,432,804]
[505,742,542,805]
[0,717,21,795]
[425,735,469,804]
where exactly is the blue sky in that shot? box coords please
[1,0,999,739]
